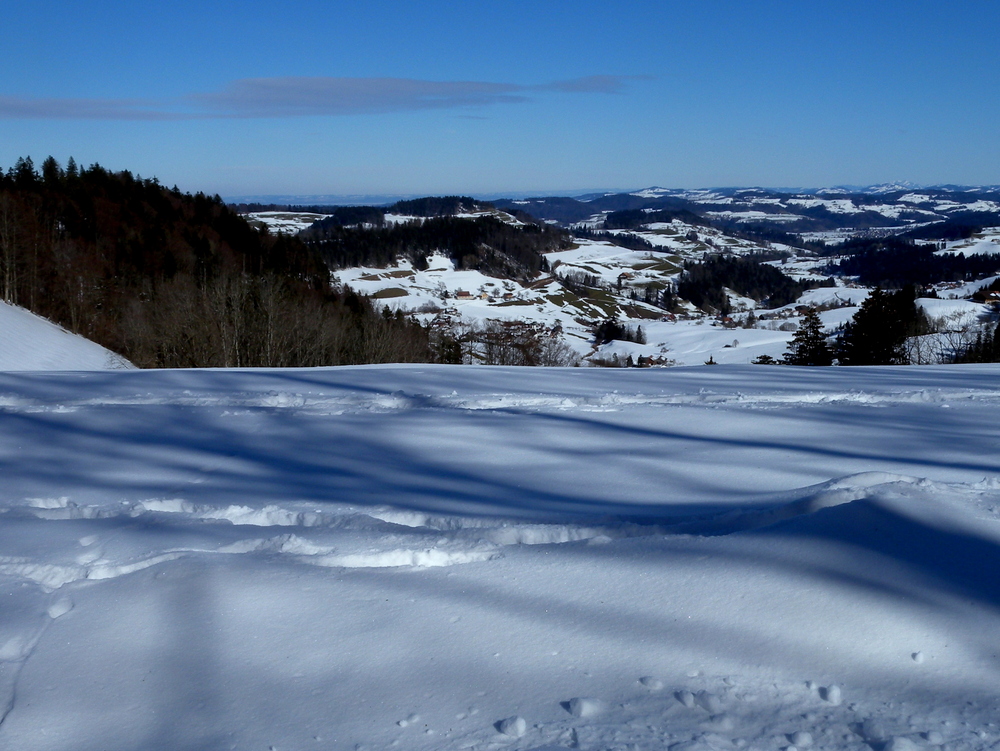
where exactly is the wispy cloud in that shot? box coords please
[194,77,529,117]
[537,75,645,94]
[0,76,640,120]
[0,95,183,121]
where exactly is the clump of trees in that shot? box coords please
[303,215,571,279]
[952,321,1000,363]
[388,196,485,216]
[315,205,388,227]
[835,238,1000,287]
[677,254,824,314]
[430,319,578,366]
[124,281,432,368]
[572,228,656,251]
[602,208,707,230]
[0,156,434,368]
[594,315,646,345]
[755,289,940,367]
[834,286,930,365]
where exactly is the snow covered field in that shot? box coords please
[245,211,331,235]
[2,363,1000,750]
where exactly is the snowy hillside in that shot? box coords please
[1,363,1000,750]
[0,301,133,371]
[330,219,841,365]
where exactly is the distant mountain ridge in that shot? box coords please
[490,185,1000,233]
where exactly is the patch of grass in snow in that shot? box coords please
[622,303,663,320]
[545,289,582,305]
[580,289,619,316]
[371,288,409,299]
[632,260,679,273]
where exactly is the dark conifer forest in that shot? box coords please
[834,237,1000,287]
[677,254,828,314]
[301,214,572,279]
[0,157,432,368]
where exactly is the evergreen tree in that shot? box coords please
[783,308,832,365]
[835,286,926,365]
[594,315,626,345]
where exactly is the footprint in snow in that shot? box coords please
[923,730,944,744]
[676,689,697,708]
[884,738,921,751]
[820,684,842,705]
[0,636,32,662]
[695,690,723,713]
[563,697,604,718]
[496,715,526,738]
[75,546,103,565]
[700,714,734,732]
[47,597,73,619]
[787,730,813,747]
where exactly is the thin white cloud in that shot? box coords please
[0,95,183,121]
[538,75,645,94]
[0,76,640,120]
[194,77,528,117]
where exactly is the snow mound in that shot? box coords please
[668,472,930,536]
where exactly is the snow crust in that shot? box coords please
[1,363,1000,750]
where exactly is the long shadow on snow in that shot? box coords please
[2,392,999,522]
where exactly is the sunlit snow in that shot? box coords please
[0,301,132,371]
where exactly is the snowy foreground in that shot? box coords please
[1,364,1000,751]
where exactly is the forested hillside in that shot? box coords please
[0,157,431,368]
[302,214,571,278]
[834,237,1000,287]
[678,254,829,313]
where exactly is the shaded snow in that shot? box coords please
[1,364,1000,749]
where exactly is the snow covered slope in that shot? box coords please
[0,301,132,371]
[333,225,835,365]
[1,363,1000,750]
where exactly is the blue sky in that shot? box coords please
[2,1,998,198]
